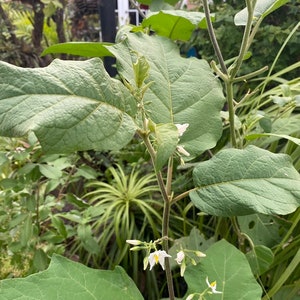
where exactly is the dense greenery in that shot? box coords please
[0,0,299,299]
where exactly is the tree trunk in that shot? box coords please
[32,0,45,53]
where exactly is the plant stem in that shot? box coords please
[230,0,256,78]
[226,81,237,147]
[162,199,175,300]
[140,131,175,299]
[202,0,227,74]
[171,187,198,204]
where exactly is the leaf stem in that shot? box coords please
[233,65,268,83]
[226,81,237,147]
[171,187,198,204]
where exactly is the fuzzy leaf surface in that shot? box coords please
[234,0,288,26]
[0,59,137,153]
[41,42,114,57]
[142,10,210,41]
[184,239,262,300]
[0,254,143,299]
[190,146,300,216]
[109,31,225,159]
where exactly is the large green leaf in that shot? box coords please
[41,42,114,57]
[234,0,288,26]
[190,146,300,216]
[0,254,143,300]
[0,58,137,153]
[142,10,210,41]
[184,239,262,300]
[108,31,225,159]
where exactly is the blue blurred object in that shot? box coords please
[187,47,198,58]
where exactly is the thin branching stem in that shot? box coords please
[202,0,228,75]
[139,131,175,299]
[230,0,257,78]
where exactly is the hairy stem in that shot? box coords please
[140,131,175,299]
[162,199,175,300]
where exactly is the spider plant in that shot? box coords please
[83,164,162,268]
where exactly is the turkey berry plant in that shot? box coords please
[0,0,300,299]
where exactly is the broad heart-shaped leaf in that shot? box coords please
[190,145,300,216]
[0,254,143,300]
[108,31,225,159]
[41,42,114,57]
[234,0,288,26]
[142,10,209,41]
[184,239,262,300]
[0,58,137,153]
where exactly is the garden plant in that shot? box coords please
[0,0,299,299]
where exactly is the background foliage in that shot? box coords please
[0,0,299,299]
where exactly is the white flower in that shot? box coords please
[126,239,142,246]
[175,123,189,137]
[175,251,185,264]
[177,145,190,157]
[185,294,195,300]
[148,250,171,270]
[195,251,206,258]
[206,277,223,294]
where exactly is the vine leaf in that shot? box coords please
[190,145,300,216]
[0,254,143,300]
[0,58,137,153]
